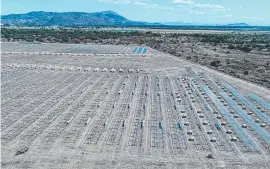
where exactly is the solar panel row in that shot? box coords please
[132,47,148,54]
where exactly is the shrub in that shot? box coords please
[243,70,249,75]
[210,60,220,67]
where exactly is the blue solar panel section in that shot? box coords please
[132,47,138,54]
[137,47,143,54]
[190,70,260,151]
[159,120,164,129]
[202,86,260,151]
[223,83,270,125]
[249,94,270,111]
[142,48,147,54]
[215,123,222,131]
[178,120,182,129]
[221,92,270,144]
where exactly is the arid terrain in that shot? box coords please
[1,28,270,88]
[1,42,270,168]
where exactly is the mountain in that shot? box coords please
[225,23,250,27]
[1,11,151,26]
[1,11,252,27]
[160,22,192,26]
[157,22,251,27]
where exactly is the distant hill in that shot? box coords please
[1,11,154,26]
[1,11,253,27]
[225,23,250,27]
[160,22,192,26]
[155,22,251,27]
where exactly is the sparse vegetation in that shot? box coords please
[1,35,270,169]
[210,60,221,67]
[1,28,270,88]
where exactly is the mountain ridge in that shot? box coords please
[1,11,251,27]
[1,10,150,26]
[225,23,250,27]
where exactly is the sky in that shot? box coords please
[2,0,270,25]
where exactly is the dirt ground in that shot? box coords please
[2,29,270,88]
[1,42,270,168]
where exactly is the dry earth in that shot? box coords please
[1,42,270,168]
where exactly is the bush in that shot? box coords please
[237,45,252,53]
[210,60,220,67]
[186,56,191,60]
[228,44,234,49]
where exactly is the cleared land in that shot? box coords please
[2,28,270,88]
[1,42,270,169]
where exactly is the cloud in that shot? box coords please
[194,11,205,15]
[97,0,147,5]
[135,2,173,10]
[172,0,226,11]
[244,16,264,21]
[98,0,173,10]
[172,0,194,5]
[98,0,140,4]
[195,4,225,10]
[219,14,233,18]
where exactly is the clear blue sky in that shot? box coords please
[2,0,270,25]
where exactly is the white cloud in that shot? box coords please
[219,14,233,18]
[195,4,225,10]
[98,0,140,4]
[194,11,205,15]
[98,0,173,10]
[172,0,226,11]
[244,16,264,21]
[97,0,148,5]
[172,0,194,5]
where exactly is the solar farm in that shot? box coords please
[1,42,270,169]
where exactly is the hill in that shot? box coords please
[225,23,250,27]
[1,11,150,26]
[1,11,254,28]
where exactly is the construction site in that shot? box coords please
[1,42,270,169]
